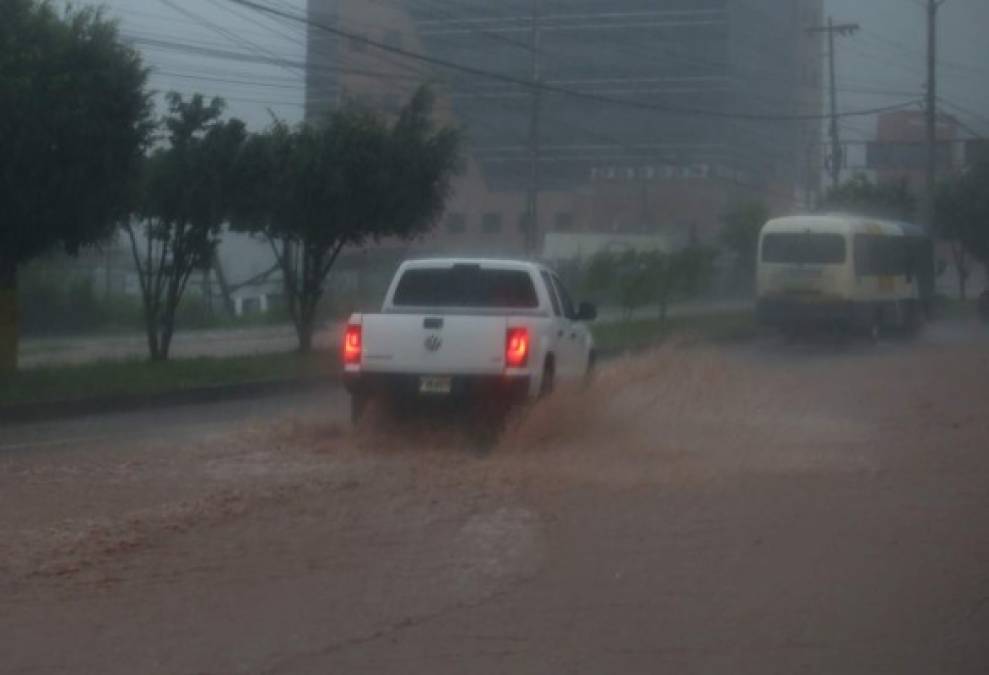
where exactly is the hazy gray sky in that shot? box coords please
[87,0,989,143]
[829,0,989,143]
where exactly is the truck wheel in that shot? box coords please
[350,394,368,425]
[539,358,555,398]
[584,350,597,382]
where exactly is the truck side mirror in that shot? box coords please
[576,301,598,322]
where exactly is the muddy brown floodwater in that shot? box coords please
[1,334,988,674]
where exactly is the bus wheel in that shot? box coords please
[868,313,882,344]
[902,301,923,337]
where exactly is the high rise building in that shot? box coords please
[306,0,823,255]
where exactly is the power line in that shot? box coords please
[157,0,300,78]
[222,0,921,123]
[937,96,989,131]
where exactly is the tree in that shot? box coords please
[719,200,769,289]
[935,160,989,301]
[234,87,461,352]
[123,94,246,361]
[616,250,656,320]
[0,1,152,370]
[581,246,716,321]
[819,174,917,222]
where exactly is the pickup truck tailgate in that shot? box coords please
[361,314,509,375]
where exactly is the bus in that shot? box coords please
[756,214,934,338]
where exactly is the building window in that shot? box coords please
[446,213,467,234]
[482,213,503,234]
[554,212,575,232]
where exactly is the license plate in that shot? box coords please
[419,376,452,395]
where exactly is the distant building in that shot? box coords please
[306,0,824,255]
[866,110,961,191]
[965,139,989,168]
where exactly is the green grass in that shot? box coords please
[1,311,757,407]
[935,297,981,321]
[0,351,339,407]
[591,311,759,353]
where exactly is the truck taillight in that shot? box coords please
[344,324,362,365]
[506,327,530,368]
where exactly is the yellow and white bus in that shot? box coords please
[756,215,934,337]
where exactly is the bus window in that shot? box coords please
[762,233,846,264]
[854,235,908,277]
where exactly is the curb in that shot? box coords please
[0,376,339,427]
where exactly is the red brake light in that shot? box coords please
[506,327,530,368]
[344,324,362,365]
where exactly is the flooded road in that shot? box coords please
[2,328,988,674]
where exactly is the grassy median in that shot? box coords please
[591,311,759,354]
[0,351,339,407]
[0,311,758,407]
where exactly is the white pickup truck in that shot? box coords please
[342,258,597,422]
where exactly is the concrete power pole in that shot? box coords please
[807,18,859,190]
[925,0,947,232]
[524,0,542,256]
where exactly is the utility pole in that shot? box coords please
[524,0,542,256]
[925,0,947,233]
[807,18,859,190]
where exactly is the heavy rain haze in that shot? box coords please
[67,0,989,136]
[3,1,989,673]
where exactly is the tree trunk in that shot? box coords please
[297,320,315,354]
[296,297,318,354]
[952,243,969,301]
[158,321,174,362]
[144,312,162,362]
[156,286,182,362]
[0,257,18,373]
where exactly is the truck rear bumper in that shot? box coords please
[344,372,532,405]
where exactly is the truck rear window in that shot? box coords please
[393,266,539,308]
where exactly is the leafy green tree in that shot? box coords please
[819,174,917,222]
[719,200,769,290]
[123,94,246,361]
[935,161,989,301]
[581,246,716,321]
[0,1,152,370]
[616,250,655,319]
[582,250,620,299]
[234,87,461,352]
